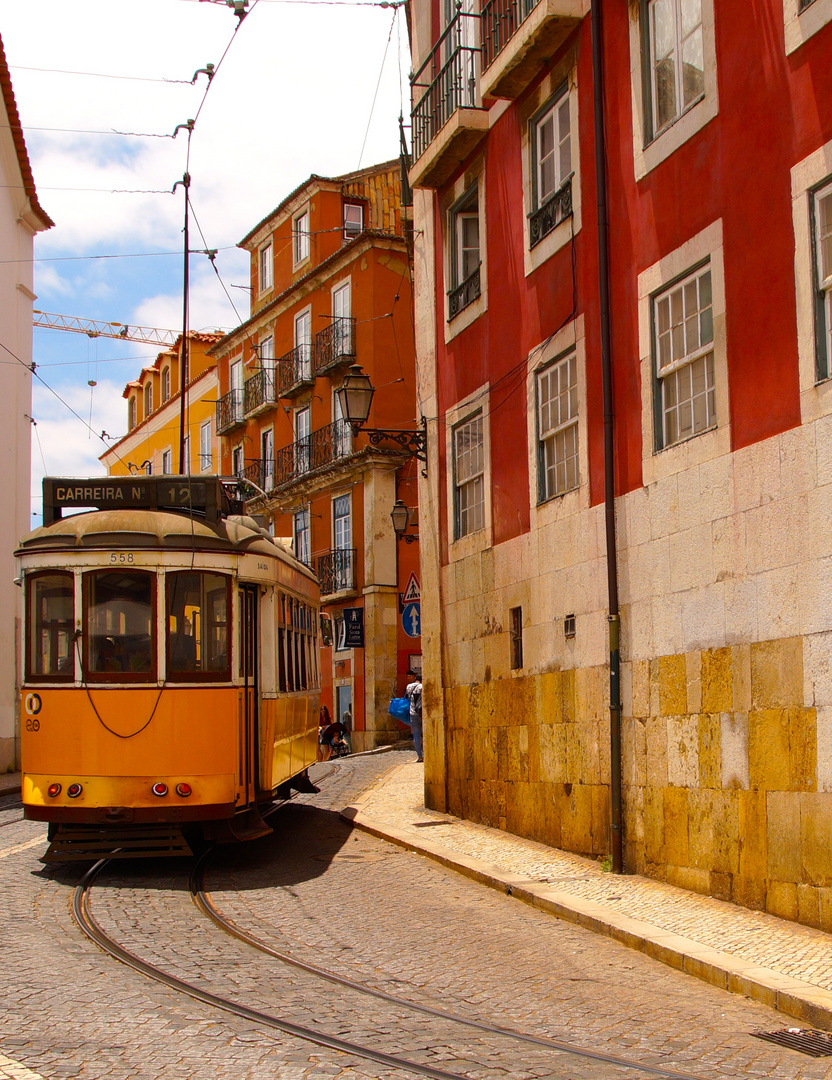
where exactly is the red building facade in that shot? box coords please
[410,0,832,926]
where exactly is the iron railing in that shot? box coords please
[276,344,314,396]
[481,0,541,69]
[316,548,357,595]
[314,317,356,374]
[270,419,353,488]
[216,388,245,434]
[411,10,481,162]
[448,264,481,319]
[243,368,278,415]
[528,178,572,248]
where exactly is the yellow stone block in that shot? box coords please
[712,791,740,874]
[766,791,801,882]
[766,879,799,921]
[800,793,832,887]
[561,783,594,855]
[631,659,650,718]
[731,643,752,713]
[798,883,822,929]
[622,716,647,787]
[818,888,832,933]
[645,717,669,788]
[643,786,665,865]
[687,789,715,871]
[578,720,601,783]
[748,710,790,790]
[666,715,699,788]
[701,647,733,712]
[663,786,690,867]
[538,722,566,782]
[686,651,702,714]
[598,719,611,784]
[790,707,817,793]
[666,864,710,895]
[575,665,605,724]
[710,870,733,902]
[565,724,581,782]
[657,653,687,716]
[562,668,576,723]
[750,636,804,709]
[737,789,767,889]
[537,670,563,725]
[506,726,530,783]
[591,784,610,856]
[527,722,542,784]
[698,713,722,789]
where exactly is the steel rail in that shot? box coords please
[192,852,718,1080]
[72,859,474,1080]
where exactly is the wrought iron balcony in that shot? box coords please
[480,0,582,100]
[528,178,572,248]
[276,344,314,397]
[269,419,353,488]
[409,9,488,189]
[314,317,356,375]
[216,388,245,435]
[448,264,481,320]
[243,367,278,416]
[315,548,357,596]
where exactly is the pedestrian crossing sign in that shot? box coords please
[402,572,420,603]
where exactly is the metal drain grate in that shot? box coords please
[753,1028,832,1056]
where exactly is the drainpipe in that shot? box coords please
[590,0,623,873]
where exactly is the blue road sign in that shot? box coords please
[402,601,421,638]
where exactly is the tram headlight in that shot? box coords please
[151,782,168,797]
[47,783,61,798]
[175,783,192,798]
[67,783,83,799]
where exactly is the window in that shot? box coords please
[537,352,579,500]
[295,309,312,380]
[530,88,573,248]
[128,396,137,430]
[646,0,704,137]
[183,434,190,473]
[26,571,74,681]
[333,388,352,457]
[813,182,832,381]
[161,367,170,402]
[333,494,352,590]
[294,506,310,565]
[449,186,481,319]
[653,264,715,449]
[145,461,153,476]
[453,413,485,539]
[167,571,230,680]
[230,359,243,421]
[199,420,212,472]
[232,444,244,477]
[509,606,523,670]
[334,615,347,652]
[295,407,311,474]
[343,202,364,241]
[144,382,153,417]
[294,210,310,264]
[84,570,155,681]
[162,449,172,475]
[259,241,273,291]
[261,427,274,490]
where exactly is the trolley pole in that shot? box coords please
[175,172,191,475]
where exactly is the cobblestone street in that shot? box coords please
[1,756,831,1080]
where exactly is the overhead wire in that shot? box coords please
[357,6,397,168]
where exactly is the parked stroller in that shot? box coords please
[322,721,351,758]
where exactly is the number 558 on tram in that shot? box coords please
[16,476,321,860]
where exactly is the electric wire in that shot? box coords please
[357,7,397,169]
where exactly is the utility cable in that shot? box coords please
[357,7,397,169]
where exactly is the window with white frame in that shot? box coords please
[162,449,172,475]
[144,382,153,417]
[294,506,310,565]
[653,263,715,449]
[161,366,170,402]
[333,493,352,590]
[295,407,311,475]
[343,203,364,242]
[333,388,352,457]
[293,210,310,264]
[259,242,273,292]
[530,88,573,247]
[537,352,578,501]
[261,427,274,490]
[232,444,244,477]
[453,413,485,539]
[199,420,212,472]
[230,359,243,420]
[813,181,832,381]
[448,185,480,320]
[183,434,190,473]
[645,0,705,139]
[294,309,312,380]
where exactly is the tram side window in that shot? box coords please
[27,572,75,680]
[85,570,155,681]
[277,592,287,693]
[168,572,230,680]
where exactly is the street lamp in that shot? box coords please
[336,365,427,462]
[391,499,418,543]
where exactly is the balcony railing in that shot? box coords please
[258,419,353,489]
[216,388,245,434]
[448,264,481,320]
[243,367,278,416]
[411,10,481,162]
[528,178,572,248]
[316,548,357,596]
[277,344,314,397]
[314,317,356,375]
[481,0,540,69]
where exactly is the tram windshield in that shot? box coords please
[85,570,154,679]
[167,571,230,679]
[27,572,74,680]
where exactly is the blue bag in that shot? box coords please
[388,696,410,722]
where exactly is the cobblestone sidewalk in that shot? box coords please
[343,756,832,1034]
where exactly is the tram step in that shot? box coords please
[41,825,194,862]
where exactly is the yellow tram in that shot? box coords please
[17,476,321,859]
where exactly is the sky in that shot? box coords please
[2,0,411,523]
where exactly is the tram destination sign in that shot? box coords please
[42,476,235,524]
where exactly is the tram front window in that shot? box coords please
[85,570,155,680]
[167,571,230,679]
[27,571,74,680]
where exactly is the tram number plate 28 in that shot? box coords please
[109,553,135,564]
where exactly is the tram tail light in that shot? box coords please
[47,783,61,798]
[67,783,83,799]
[151,782,168,797]
[175,783,192,798]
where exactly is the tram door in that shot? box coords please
[238,586,259,805]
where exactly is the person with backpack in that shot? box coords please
[405,671,423,762]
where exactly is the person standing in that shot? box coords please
[405,672,423,762]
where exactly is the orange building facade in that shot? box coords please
[211,161,420,751]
